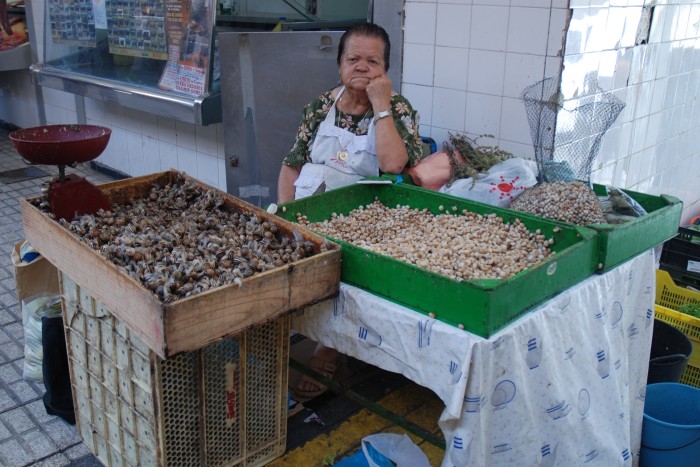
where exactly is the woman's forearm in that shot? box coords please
[277,164,301,203]
[373,115,409,174]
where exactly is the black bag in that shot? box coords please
[41,315,75,425]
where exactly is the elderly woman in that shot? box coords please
[278,23,422,400]
[277,22,423,203]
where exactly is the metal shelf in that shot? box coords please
[30,64,222,126]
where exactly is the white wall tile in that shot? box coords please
[497,139,535,159]
[500,96,532,145]
[428,126,454,148]
[620,9,643,48]
[662,5,679,43]
[503,53,547,98]
[687,5,700,39]
[507,7,550,55]
[177,146,198,177]
[584,8,610,53]
[630,116,649,154]
[159,141,179,171]
[402,84,435,127]
[648,5,667,44]
[467,49,506,95]
[675,72,691,107]
[547,8,569,57]
[431,87,467,131]
[195,123,218,157]
[141,114,159,143]
[437,0,470,4]
[511,0,552,7]
[668,42,685,76]
[470,6,509,51]
[465,92,502,136]
[404,3,437,45]
[676,5,691,41]
[434,47,469,91]
[142,136,161,175]
[196,152,219,187]
[645,112,662,149]
[591,162,616,186]
[597,50,617,91]
[612,156,630,187]
[680,40,695,75]
[216,123,227,158]
[124,108,144,134]
[157,117,177,144]
[403,43,435,86]
[633,81,653,120]
[126,132,146,176]
[597,124,621,169]
[42,88,76,110]
[436,4,471,48]
[216,157,227,192]
[107,127,129,172]
[175,121,197,151]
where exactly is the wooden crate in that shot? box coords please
[20,170,340,358]
[62,271,289,466]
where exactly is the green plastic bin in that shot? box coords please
[277,182,598,337]
[589,185,682,272]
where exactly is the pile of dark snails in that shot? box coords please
[32,174,321,303]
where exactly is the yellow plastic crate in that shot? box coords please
[654,270,700,388]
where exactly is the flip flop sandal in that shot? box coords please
[290,356,337,402]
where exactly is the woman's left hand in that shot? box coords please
[366,75,393,111]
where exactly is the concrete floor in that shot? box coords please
[0,125,446,466]
[0,126,111,465]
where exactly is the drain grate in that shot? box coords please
[0,167,49,184]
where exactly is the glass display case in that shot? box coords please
[32,0,222,125]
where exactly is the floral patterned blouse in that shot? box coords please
[282,89,423,168]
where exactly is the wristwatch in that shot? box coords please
[373,109,391,124]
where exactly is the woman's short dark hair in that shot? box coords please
[337,23,390,72]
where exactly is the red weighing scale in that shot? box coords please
[9,124,112,221]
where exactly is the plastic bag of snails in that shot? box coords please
[439,158,538,208]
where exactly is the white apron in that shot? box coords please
[294,86,380,200]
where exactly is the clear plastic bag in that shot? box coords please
[439,157,539,208]
[22,293,62,382]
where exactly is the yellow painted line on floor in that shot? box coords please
[269,382,446,467]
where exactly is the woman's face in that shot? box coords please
[339,34,386,93]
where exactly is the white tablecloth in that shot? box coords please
[292,251,656,466]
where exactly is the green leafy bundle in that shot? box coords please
[443,133,513,186]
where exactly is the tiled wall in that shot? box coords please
[562,1,700,224]
[401,0,569,158]
[402,0,700,223]
[10,0,700,222]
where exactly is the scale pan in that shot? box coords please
[9,125,111,166]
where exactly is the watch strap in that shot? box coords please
[373,109,391,124]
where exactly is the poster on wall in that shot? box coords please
[157,0,214,97]
[0,1,28,52]
[105,0,168,60]
[48,0,97,47]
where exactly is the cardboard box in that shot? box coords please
[11,241,59,305]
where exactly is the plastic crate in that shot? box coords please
[60,272,289,467]
[589,184,682,273]
[654,270,700,388]
[660,226,700,285]
[278,182,599,337]
[659,264,700,290]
